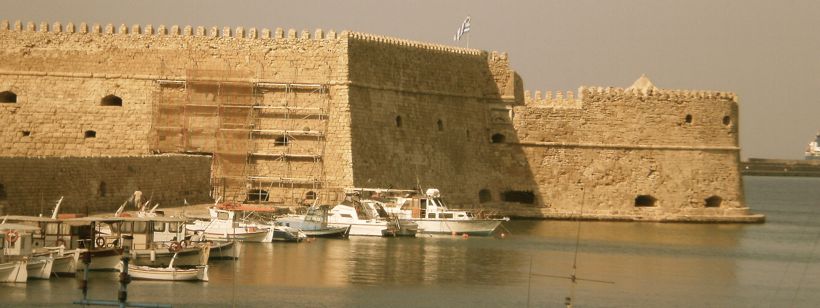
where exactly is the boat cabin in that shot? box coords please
[1,224,40,258]
[108,217,187,250]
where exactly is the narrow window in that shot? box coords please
[722,116,731,126]
[437,119,444,131]
[491,133,506,144]
[704,195,722,208]
[395,116,402,128]
[478,189,491,203]
[0,183,7,200]
[684,114,693,124]
[101,95,123,106]
[84,130,97,138]
[21,131,31,137]
[274,135,289,146]
[99,181,107,197]
[635,195,657,207]
[0,91,17,103]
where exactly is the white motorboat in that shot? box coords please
[328,197,418,237]
[276,206,350,238]
[374,188,510,236]
[45,247,80,275]
[25,255,54,279]
[186,207,271,242]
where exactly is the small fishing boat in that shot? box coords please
[121,246,210,282]
[383,188,510,236]
[0,259,27,283]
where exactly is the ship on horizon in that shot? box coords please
[806,131,820,160]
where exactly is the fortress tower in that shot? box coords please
[0,20,762,222]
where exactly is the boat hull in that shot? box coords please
[302,226,350,238]
[414,219,503,236]
[132,247,205,267]
[51,252,79,275]
[126,264,208,281]
[201,230,269,242]
[26,257,54,279]
[77,248,123,271]
[0,260,27,283]
[207,241,239,259]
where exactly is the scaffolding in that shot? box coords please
[151,71,330,205]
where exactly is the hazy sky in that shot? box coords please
[3,0,818,159]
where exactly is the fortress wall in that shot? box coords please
[0,21,355,199]
[0,154,212,215]
[345,37,532,205]
[508,87,748,220]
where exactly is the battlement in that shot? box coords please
[524,78,738,109]
[0,19,496,58]
[523,89,583,108]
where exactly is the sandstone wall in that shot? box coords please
[0,21,355,205]
[0,154,212,215]
[345,35,533,205]
[504,85,755,221]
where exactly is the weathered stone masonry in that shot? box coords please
[0,20,762,221]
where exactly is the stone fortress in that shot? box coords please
[0,20,763,222]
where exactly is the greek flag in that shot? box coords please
[454,16,471,41]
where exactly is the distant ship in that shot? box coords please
[807,131,820,160]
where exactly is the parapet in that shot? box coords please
[525,75,738,108]
[0,19,493,57]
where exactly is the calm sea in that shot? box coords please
[3,176,820,307]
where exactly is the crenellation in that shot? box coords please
[248,27,257,39]
[287,28,297,39]
[104,24,114,34]
[301,29,310,39]
[144,24,153,35]
[66,22,75,33]
[52,22,61,33]
[261,28,271,39]
[275,27,284,39]
[183,25,192,36]
[327,29,336,39]
[118,24,127,35]
[92,23,101,34]
[14,20,22,31]
[1,20,8,31]
[26,21,35,32]
[39,21,48,32]
[235,27,244,38]
[314,29,323,40]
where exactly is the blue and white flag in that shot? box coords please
[454,16,471,41]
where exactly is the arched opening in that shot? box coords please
[502,190,535,204]
[478,189,492,203]
[305,191,317,200]
[684,114,693,124]
[0,91,17,103]
[0,183,7,200]
[100,95,123,106]
[722,116,731,126]
[635,195,657,207]
[704,195,722,208]
[84,130,97,138]
[491,133,506,144]
[99,181,107,197]
[437,119,444,131]
[274,135,289,146]
[247,189,270,202]
[21,131,31,137]
[395,116,402,128]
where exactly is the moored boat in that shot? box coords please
[328,195,418,237]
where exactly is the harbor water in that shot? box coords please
[3,176,820,307]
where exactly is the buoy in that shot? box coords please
[500,232,506,239]
[451,231,457,237]
[462,233,469,239]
